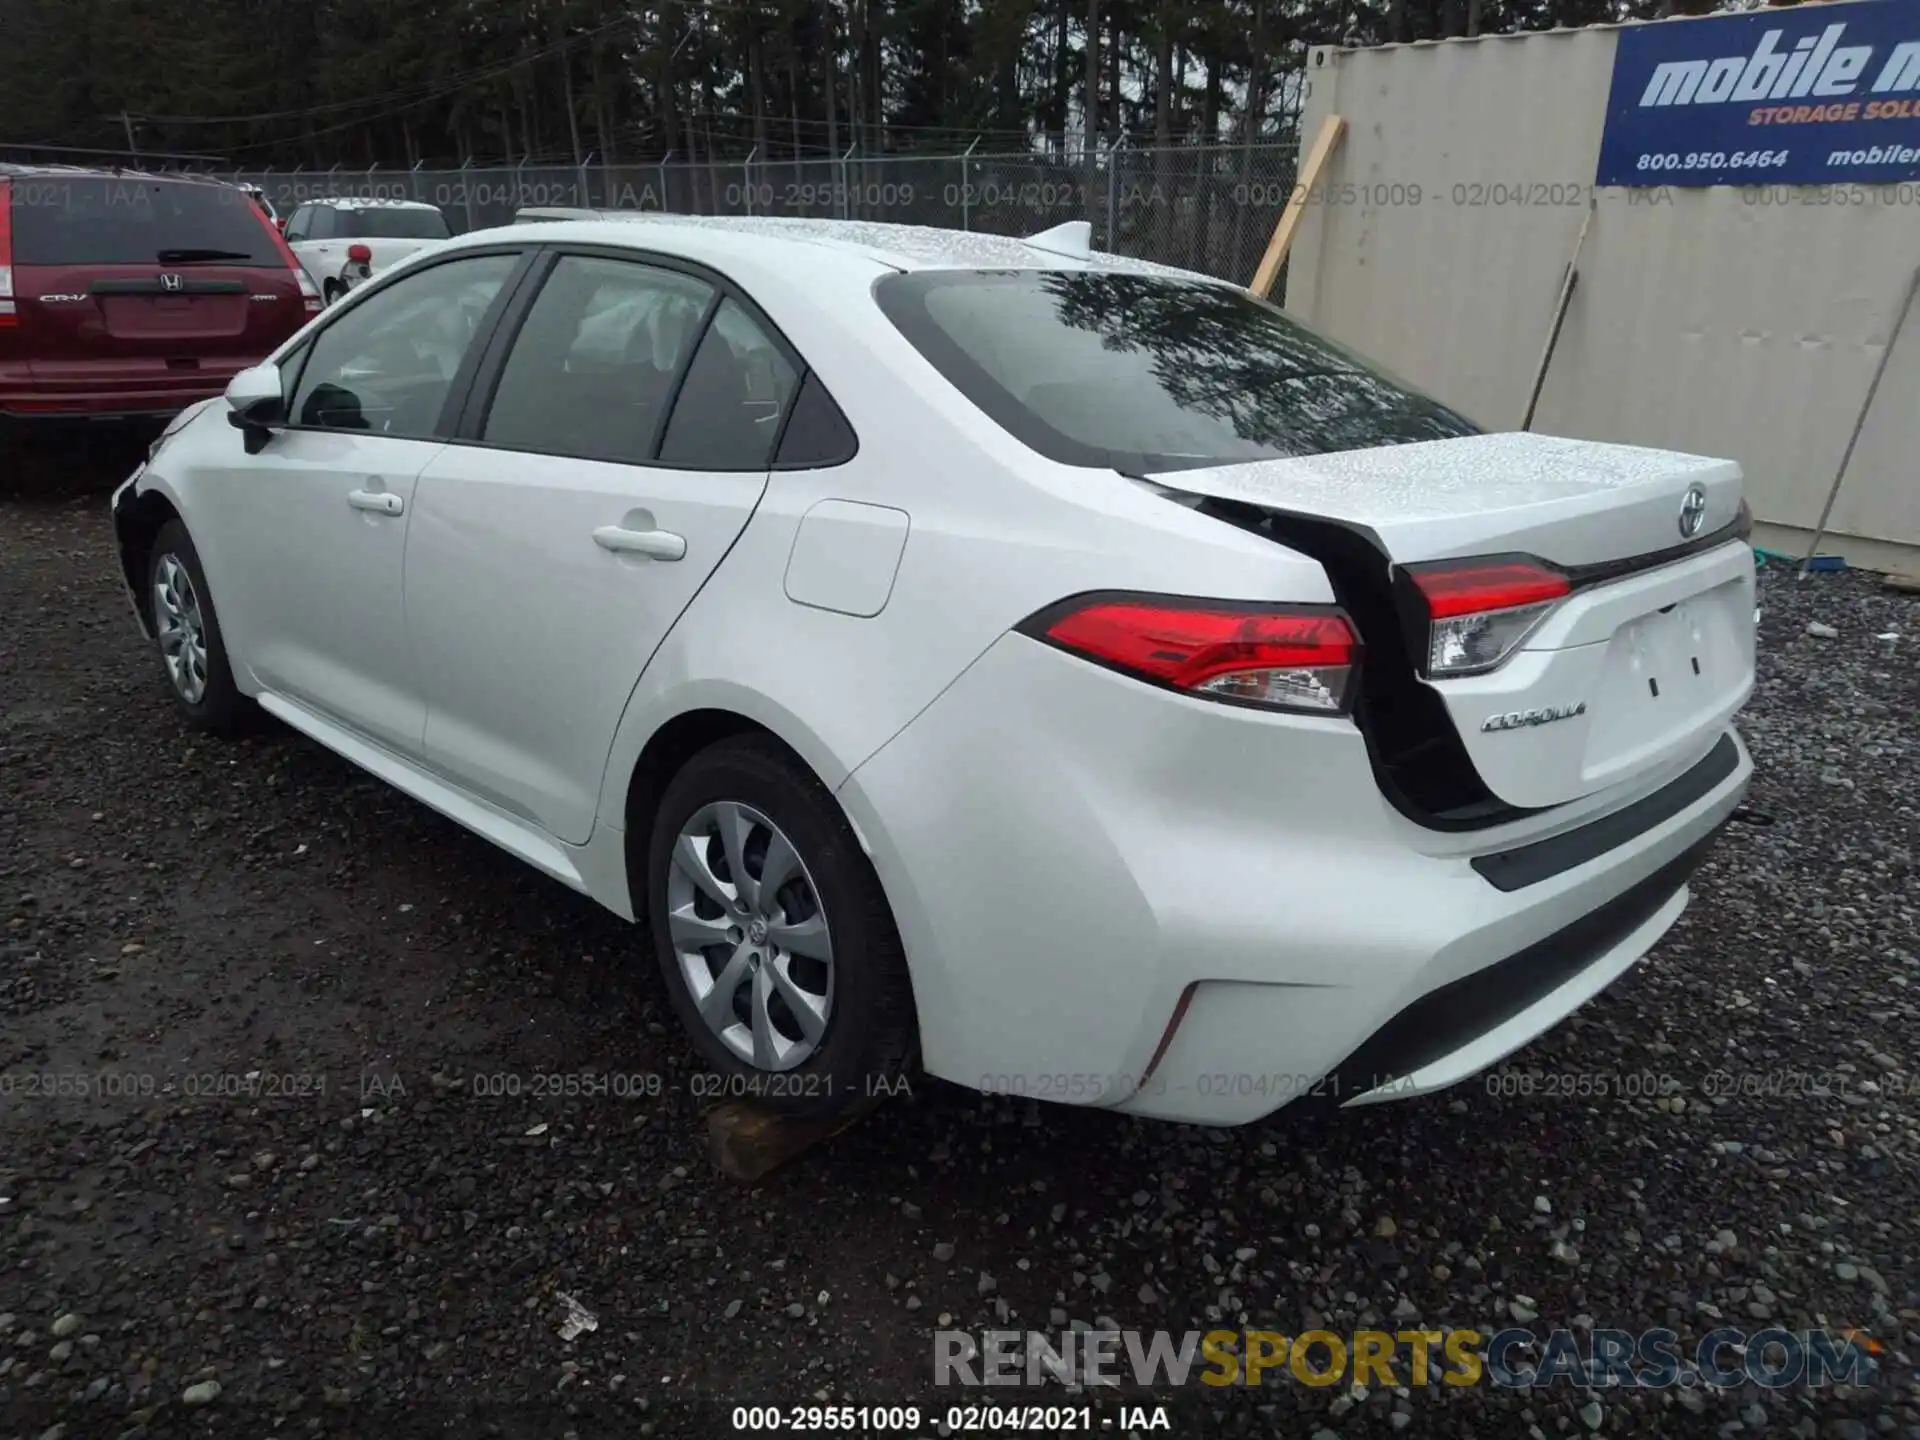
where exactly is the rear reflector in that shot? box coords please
[1022,593,1360,715]
[1405,558,1570,678]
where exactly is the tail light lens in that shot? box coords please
[249,199,323,313]
[0,180,15,327]
[1406,558,1570,678]
[1022,594,1360,715]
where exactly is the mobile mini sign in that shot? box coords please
[1596,0,1920,187]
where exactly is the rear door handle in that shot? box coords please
[593,525,686,561]
[347,489,404,516]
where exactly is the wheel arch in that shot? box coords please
[115,486,185,636]
[614,692,874,923]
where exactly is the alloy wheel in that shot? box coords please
[153,553,210,705]
[665,800,834,1071]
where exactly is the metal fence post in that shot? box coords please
[410,159,423,203]
[1106,135,1125,253]
[840,144,856,222]
[514,156,526,213]
[326,161,340,198]
[744,146,758,215]
[657,149,674,213]
[366,162,377,198]
[579,150,594,208]
[961,137,979,231]
[460,157,475,232]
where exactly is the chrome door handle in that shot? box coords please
[593,525,686,561]
[347,489,404,516]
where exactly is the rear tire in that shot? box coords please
[644,736,916,1117]
[147,520,248,737]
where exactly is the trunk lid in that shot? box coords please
[1154,432,1756,812]
[17,262,303,362]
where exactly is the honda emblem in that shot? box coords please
[159,273,184,294]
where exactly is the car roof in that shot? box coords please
[301,197,442,211]
[446,212,1206,280]
[0,162,238,188]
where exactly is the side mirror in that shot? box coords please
[225,364,286,451]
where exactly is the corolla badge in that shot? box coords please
[1482,701,1587,733]
[1678,483,1708,539]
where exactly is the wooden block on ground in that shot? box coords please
[1883,571,1920,594]
[707,1096,881,1182]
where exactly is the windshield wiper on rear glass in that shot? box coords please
[156,248,256,264]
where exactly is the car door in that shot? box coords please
[205,247,527,756]
[404,248,803,842]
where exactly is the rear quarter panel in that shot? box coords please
[593,244,1336,824]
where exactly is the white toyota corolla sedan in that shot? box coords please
[110,214,1756,1125]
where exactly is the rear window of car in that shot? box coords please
[8,176,282,267]
[873,269,1480,475]
[334,207,451,241]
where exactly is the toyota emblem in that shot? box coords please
[1678,483,1708,539]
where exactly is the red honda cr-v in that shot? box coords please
[0,165,323,422]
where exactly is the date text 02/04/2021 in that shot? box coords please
[729,1404,1174,1432]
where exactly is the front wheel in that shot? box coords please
[147,520,248,736]
[644,736,916,1116]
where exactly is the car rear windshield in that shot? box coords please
[874,269,1480,474]
[9,176,283,266]
[337,208,451,240]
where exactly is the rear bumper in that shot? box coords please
[838,632,1751,1126]
[1,359,258,421]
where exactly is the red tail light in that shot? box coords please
[0,181,16,328]
[347,243,372,265]
[1405,557,1569,677]
[1022,593,1360,715]
[245,198,321,310]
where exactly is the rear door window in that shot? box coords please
[9,177,283,267]
[481,254,714,464]
[657,299,800,470]
[874,269,1478,474]
[335,208,452,241]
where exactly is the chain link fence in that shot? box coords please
[232,141,1300,287]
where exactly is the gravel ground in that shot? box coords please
[1,440,1916,1440]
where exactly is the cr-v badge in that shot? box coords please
[1482,701,1588,733]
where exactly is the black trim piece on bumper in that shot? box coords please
[1471,734,1741,893]
[1298,828,1725,1115]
